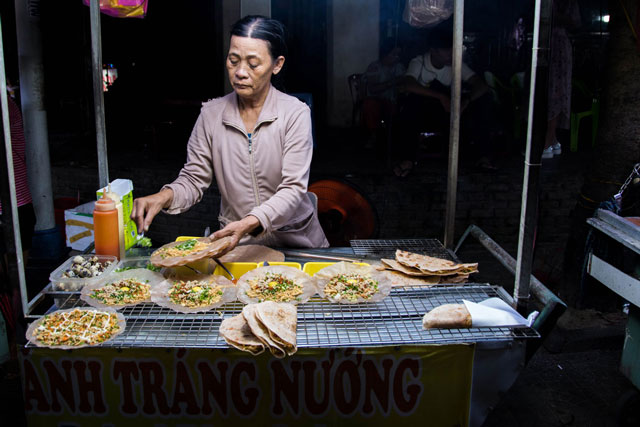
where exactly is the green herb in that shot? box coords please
[174,239,198,251]
[135,237,153,248]
[146,264,161,272]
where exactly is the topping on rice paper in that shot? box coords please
[90,278,150,305]
[80,268,164,309]
[151,273,236,313]
[169,279,224,308]
[27,308,125,348]
[237,266,316,305]
[150,236,234,268]
[314,262,392,304]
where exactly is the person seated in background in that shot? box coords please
[361,41,406,149]
[393,25,493,177]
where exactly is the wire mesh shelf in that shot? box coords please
[39,284,538,349]
[350,238,457,261]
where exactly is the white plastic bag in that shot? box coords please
[403,0,453,28]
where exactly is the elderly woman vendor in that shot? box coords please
[131,15,329,250]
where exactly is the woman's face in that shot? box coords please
[227,35,284,101]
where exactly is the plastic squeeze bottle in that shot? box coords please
[104,185,125,259]
[93,194,120,259]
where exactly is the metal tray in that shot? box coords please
[38,284,539,349]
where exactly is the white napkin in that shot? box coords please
[463,297,538,327]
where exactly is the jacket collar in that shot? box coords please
[222,84,278,133]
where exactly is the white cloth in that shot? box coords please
[405,52,475,87]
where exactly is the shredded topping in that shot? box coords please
[33,309,120,346]
[155,239,209,259]
[324,273,379,302]
[90,278,150,305]
[169,280,223,307]
[246,273,303,303]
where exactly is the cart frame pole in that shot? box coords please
[514,0,552,314]
[444,0,464,249]
[90,0,109,188]
[0,15,29,318]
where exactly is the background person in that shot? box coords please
[361,42,406,149]
[131,15,328,251]
[543,0,581,159]
[0,84,36,336]
[394,26,492,176]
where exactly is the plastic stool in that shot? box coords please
[570,96,600,152]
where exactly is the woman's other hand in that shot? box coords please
[131,188,173,233]
[211,215,261,253]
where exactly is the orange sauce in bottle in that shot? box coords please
[93,195,120,259]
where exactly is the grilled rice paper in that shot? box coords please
[219,314,265,355]
[314,262,391,304]
[422,304,472,329]
[395,250,479,275]
[151,273,236,313]
[26,308,126,349]
[381,268,441,286]
[219,245,285,263]
[237,266,316,305]
[255,301,297,356]
[80,268,163,309]
[380,258,428,276]
[150,236,234,268]
[242,304,286,358]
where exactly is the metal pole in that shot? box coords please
[0,15,29,318]
[90,0,109,188]
[515,0,552,314]
[14,0,56,232]
[444,0,464,249]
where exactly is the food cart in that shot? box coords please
[3,0,565,425]
[19,238,552,426]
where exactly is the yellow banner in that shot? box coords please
[21,345,474,425]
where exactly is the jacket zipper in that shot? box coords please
[247,132,260,206]
[222,118,276,208]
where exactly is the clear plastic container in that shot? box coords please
[115,256,161,273]
[49,255,118,292]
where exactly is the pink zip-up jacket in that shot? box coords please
[163,85,329,248]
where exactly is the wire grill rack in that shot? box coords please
[40,284,538,349]
[350,238,457,261]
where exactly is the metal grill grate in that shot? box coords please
[350,239,456,261]
[41,284,538,349]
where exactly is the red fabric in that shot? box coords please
[362,97,395,131]
[0,95,32,213]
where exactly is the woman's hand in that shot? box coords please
[211,215,261,252]
[131,188,173,233]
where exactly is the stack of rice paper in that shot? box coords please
[219,301,296,358]
[378,250,478,286]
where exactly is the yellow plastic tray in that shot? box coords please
[303,261,369,276]
[213,262,260,281]
[257,261,302,270]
